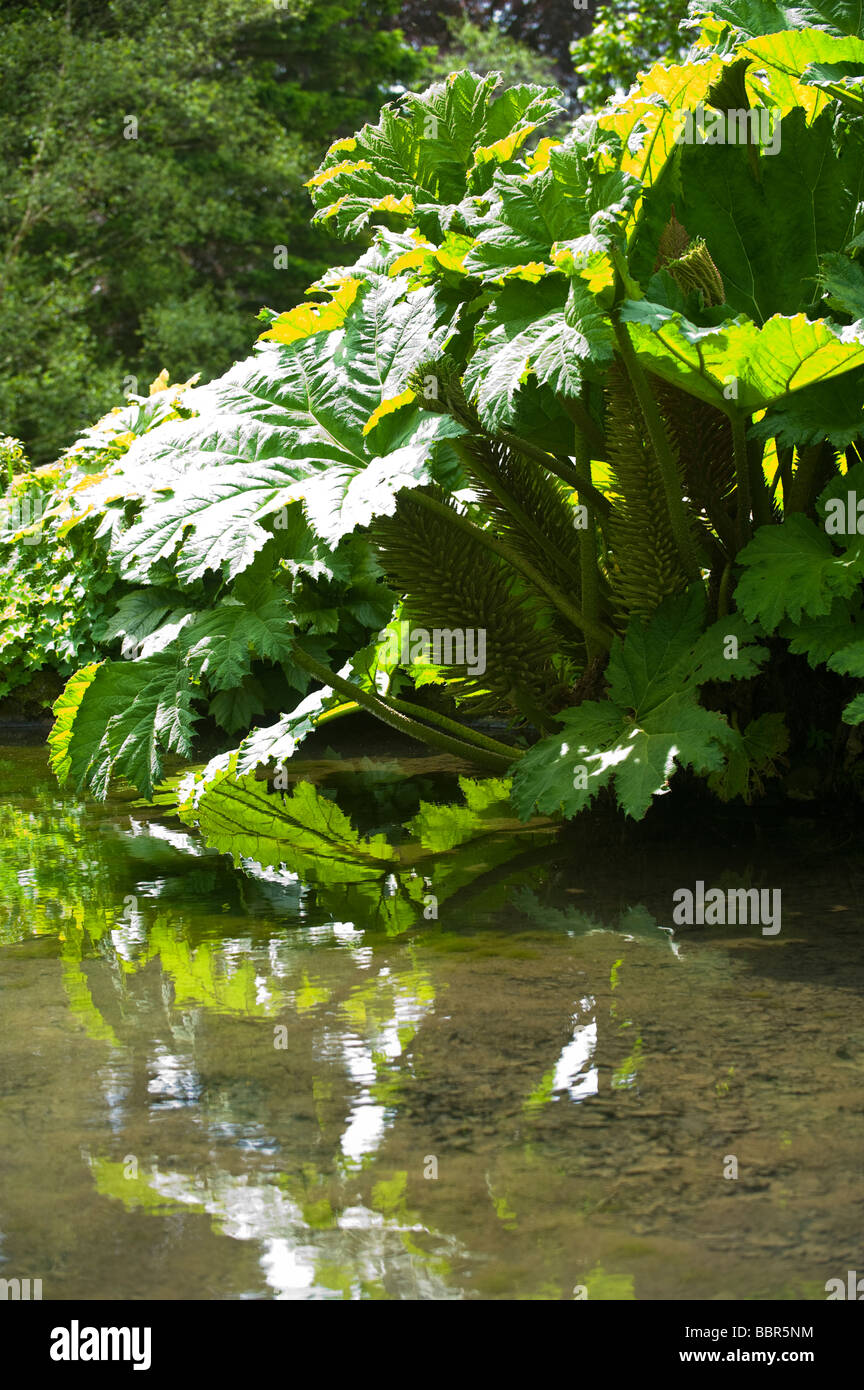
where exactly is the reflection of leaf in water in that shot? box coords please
[302,1197,336,1230]
[60,944,122,1047]
[292,757,447,837]
[584,1264,635,1300]
[167,767,557,935]
[406,776,517,852]
[331,879,426,937]
[524,1068,556,1112]
[141,916,276,1016]
[508,888,678,952]
[0,796,119,943]
[371,1170,409,1217]
[180,769,396,882]
[89,1157,200,1212]
[487,1181,518,1230]
[88,1153,453,1298]
[295,972,331,1014]
[611,1037,643,1091]
[406,800,480,853]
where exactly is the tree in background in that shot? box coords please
[571,1,692,108]
[416,15,562,94]
[402,2,694,105]
[0,0,692,464]
[0,0,421,463]
[398,1,595,97]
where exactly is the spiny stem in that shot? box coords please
[315,700,360,725]
[730,410,752,545]
[410,489,613,651]
[495,429,612,518]
[613,318,705,580]
[556,392,607,460]
[507,685,559,736]
[787,443,823,515]
[453,439,583,590]
[573,428,601,663]
[747,433,773,527]
[290,645,515,771]
[385,694,523,760]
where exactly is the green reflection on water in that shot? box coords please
[1,744,862,1301]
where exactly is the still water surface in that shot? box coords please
[1,743,862,1300]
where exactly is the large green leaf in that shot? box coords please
[182,574,295,691]
[48,663,102,788]
[820,251,864,318]
[712,25,864,112]
[675,110,864,322]
[166,765,554,933]
[468,86,565,185]
[762,470,864,709]
[706,712,790,800]
[307,72,562,239]
[598,56,727,198]
[736,513,864,627]
[802,58,864,109]
[511,589,766,820]
[229,619,411,776]
[610,19,861,230]
[750,368,864,447]
[778,595,864,665]
[178,767,396,881]
[462,145,638,283]
[463,168,573,280]
[463,277,614,430]
[109,272,463,580]
[619,302,864,411]
[94,587,198,658]
[49,655,199,799]
[695,1,864,42]
[231,689,336,776]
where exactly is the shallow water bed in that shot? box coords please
[0,744,862,1300]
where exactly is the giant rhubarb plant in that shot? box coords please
[38,0,864,820]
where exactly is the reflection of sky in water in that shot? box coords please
[551,996,598,1102]
[147,1045,202,1108]
[260,1239,316,1298]
[94,915,436,1173]
[87,940,447,1291]
[97,1061,133,1134]
[341,1103,389,1165]
[103,1163,462,1299]
[110,913,148,959]
[337,969,436,1166]
[20,796,672,1287]
[132,877,170,899]
[126,819,206,857]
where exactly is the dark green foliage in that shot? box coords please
[0,0,423,462]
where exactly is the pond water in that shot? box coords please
[1,741,862,1301]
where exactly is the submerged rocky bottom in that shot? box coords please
[0,743,861,1300]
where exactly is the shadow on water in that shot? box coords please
[0,742,862,1300]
